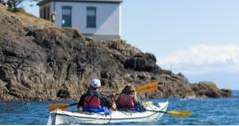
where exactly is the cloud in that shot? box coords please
[158,44,239,74]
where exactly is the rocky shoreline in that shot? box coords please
[0,5,231,101]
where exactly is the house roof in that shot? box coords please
[38,0,123,6]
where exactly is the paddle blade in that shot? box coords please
[48,103,69,111]
[168,111,192,118]
[136,81,158,94]
[143,101,153,107]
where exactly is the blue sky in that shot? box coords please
[24,0,239,89]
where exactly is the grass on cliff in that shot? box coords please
[15,9,53,27]
[0,5,53,27]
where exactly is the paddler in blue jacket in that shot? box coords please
[77,79,115,114]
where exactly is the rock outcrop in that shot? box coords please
[191,82,232,98]
[0,5,231,101]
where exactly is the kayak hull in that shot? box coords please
[47,101,168,125]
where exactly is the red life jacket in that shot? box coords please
[117,94,135,109]
[83,95,101,108]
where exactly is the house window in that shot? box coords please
[41,6,50,20]
[43,7,47,19]
[86,7,96,28]
[46,6,50,20]
[40,8,43,18]
[62,6,72,27]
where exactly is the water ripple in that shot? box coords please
[0,91,238,125]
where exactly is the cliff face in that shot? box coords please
[0,5,231,101]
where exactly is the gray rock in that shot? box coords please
[0,6,231,101]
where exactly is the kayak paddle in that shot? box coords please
[135,81,158,94]
[143,101,191,118]
[147,110,192,118]
[48,103,78,112]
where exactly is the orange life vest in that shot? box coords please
[83,95,101,108]
[117,94,135,109]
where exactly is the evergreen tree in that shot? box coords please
[7,0,39,11]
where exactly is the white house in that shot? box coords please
[38,0,122,40]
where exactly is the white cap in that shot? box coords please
[90,79,101,88]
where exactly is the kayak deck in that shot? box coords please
[47,101,168,125]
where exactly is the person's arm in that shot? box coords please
[134,92,138,102]
[99,95,111,108]
[77,94,86,111]
[108,93,117,110]
[133,94,146,111]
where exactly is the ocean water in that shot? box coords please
[0,91,238,125]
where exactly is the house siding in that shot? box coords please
[52,1,121,39]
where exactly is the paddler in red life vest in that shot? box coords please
[77,79,114,114]
[116,85,145,112]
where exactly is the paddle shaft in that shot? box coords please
[69,103,78,107]
[147,110,168,114]
[147,109,192,118]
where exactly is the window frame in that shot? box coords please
[62,6,72,27]
[86,6,97,28]
[40,8,43,19]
